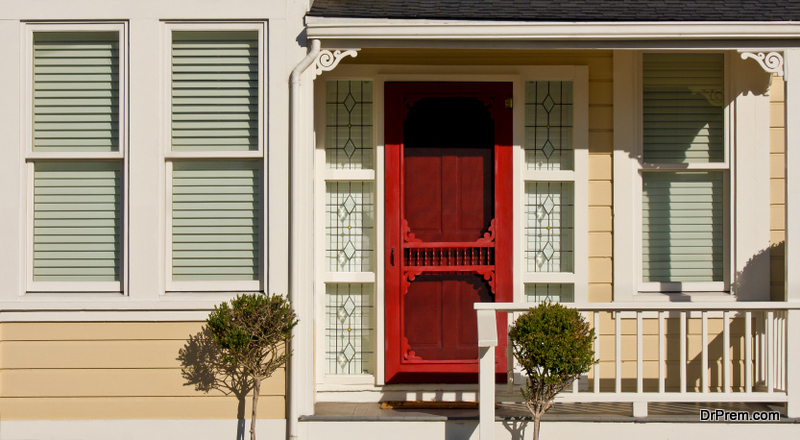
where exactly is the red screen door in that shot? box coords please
[385,83,513,383]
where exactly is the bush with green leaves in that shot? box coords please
[206,293,298,440]
[508,302,596,440]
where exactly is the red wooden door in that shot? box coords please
[385,83,513,383]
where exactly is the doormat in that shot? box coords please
[380,401,482,410]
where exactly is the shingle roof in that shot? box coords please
[308,0,800,22]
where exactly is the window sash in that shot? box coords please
[171,31,259,153]
[642,171,724,285]
[642,53,725,164]
[169,160,262,286]
[32,31,121,154]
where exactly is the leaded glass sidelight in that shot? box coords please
[525,81,574,170]
[326,81,373,169]
[525,182,574,272]
[326,182,375,272]
[525,283,574,303]
[325,283,374,375]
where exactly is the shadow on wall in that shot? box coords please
[178,329,255,440]
[734,243,782,301]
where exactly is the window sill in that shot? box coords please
[632,291,736,302]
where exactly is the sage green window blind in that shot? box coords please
[33,161,121,281]
[172,161,260,281]
[33,32,120,153]
[171,31,259,152]
[643,53,724,163]
[642,172,723,283]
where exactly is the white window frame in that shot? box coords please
[614,51,749,300]
[517,67,590,305]
[163,21,266,293]
[312,65,589,395]
[22,22,128,294]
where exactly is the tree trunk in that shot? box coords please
[533,413,541,440]
[250,378,261,440]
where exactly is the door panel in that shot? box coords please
[404,147,493,242]
[404,274,492,360]
[385,82,513,383]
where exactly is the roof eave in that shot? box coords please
[306,16,800,43]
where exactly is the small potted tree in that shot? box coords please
[206,293,298,440]
[508,302,596,440]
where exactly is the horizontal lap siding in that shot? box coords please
[0,322,285,420]
[590,313,753,392]
[769,76,786,300]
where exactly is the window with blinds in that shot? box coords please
[641,53,726,287]
[171,31,258,152]
[29,30,124,290]
[167,27,263,289]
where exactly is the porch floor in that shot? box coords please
[306,401,796,423]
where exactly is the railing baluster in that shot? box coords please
[658,311,665,394]
[767,310,774,393]
[680,311,687,393]
[508,314,514,394]
[637,311,643,394]
[746,311,752,393]
[723,310,730,394]
[594,311,600,393]
[702,311,708,393]
[615,311,621,394]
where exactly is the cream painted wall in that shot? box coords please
[0,0,308,307]
[0,0,313,424]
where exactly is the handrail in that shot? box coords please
[475,301,800,311]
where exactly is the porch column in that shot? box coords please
[784,49,800,418]
[477,308,498,440]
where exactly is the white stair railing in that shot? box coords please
[475,302,800,440]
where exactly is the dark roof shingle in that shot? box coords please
[308,0,800,22]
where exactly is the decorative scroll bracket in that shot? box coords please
[741,51,785,78]
[314,49,359,77]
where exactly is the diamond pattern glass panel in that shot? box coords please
[325,283,374,374]
[525,182,574,272]
[525,81,574,170]
[326,81,373,169]
[525,284,574,303]
[326,182,374,272]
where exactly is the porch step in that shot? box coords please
[299,402,797,440]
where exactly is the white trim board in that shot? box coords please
[306,17,800,44]
[0,419,285,440]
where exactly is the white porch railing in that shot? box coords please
[475,302,800,440]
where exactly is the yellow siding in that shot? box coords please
[590,313,752,392]
[0,322,285,420]
[770,76,786,300]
